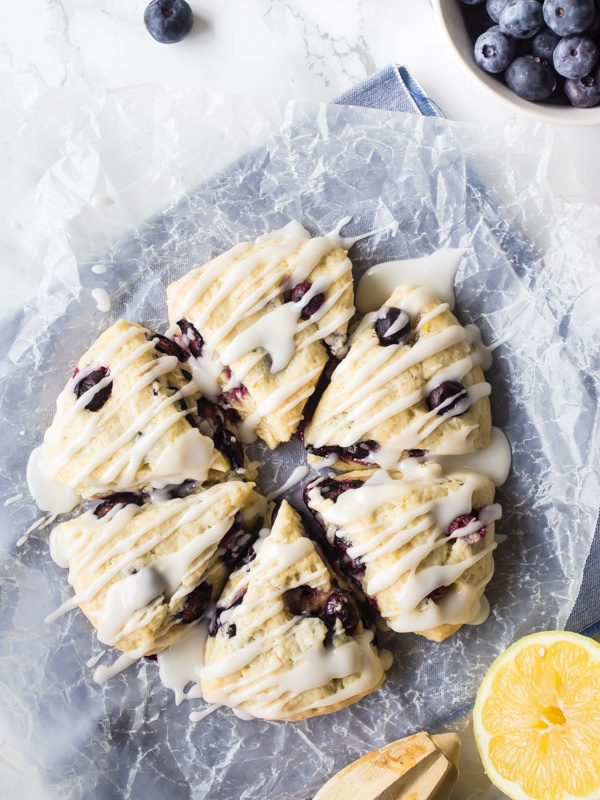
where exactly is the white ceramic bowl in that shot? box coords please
[432,0,600,126]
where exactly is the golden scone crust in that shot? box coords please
[305,284,492,470]
[305,466,498,642]
[167,233,354,449]
[55,481,259,656]
[43,320,232,498]
[201,501,386,720]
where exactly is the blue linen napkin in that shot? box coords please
[335,64,600,639]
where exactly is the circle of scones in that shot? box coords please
[37,225,503,723]
[201,501,386,721]
[303,284,492,471]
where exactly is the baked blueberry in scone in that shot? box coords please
[304,465,501,642]
[166,222,355,449]
[40,320,247,500]
[303,284,492,471]
[49,481,266,657]
[201,500,387,720]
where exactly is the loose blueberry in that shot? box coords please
[213,428,244,471]
[427,380,469,416]
[94,492,145,518]
[448,513,488,545]
[505,55,557,100]
[553,36,599,79]
[486,0,513,22]
[542,0,595,36]
[176,319,204,358]
[174,582,212,624]
[564,72,600,106]
[74,366,113,412]
[151,333,188,361]
[474,25,517,72]
[374,307,411,346]
[144,0,194,44]
[290,282,325,320]
[531,26,560,60]
[499,0,544,38]
[321,589,360,633]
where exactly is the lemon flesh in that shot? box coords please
[474,631,600,800]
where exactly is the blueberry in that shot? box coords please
[321,589,360,633]
[427,586,448,602]
[505,54,557,99]
[94,492,145,518]
[427,380,469,416]
[553,35,599,78]
[74,366,113,411]
[144,0,193,44]
[220,525,259,571]
[289,282,325,320]
[176,319,204,358]
[531,27,561,60]
[213,428,244,471]
[458,0,486,4]
[448,513,488,545]
[374,307,411,346]
[223,383,249,404]
[332,536,366,579]
[151,479,199,501]
[487,0,513,22]
[343,440,378,463]
[174,582,212,624]
[564,72,600,106]
[282,585,324,617]
[474,26,517,72]
[543,0,595,36]
[500,0,544,38]
[196,398,225,431]
[151,333,188,361]
[208,589,246,636]
[317,477,365,502]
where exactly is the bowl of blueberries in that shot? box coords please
[432,0,600,124]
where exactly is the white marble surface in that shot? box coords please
[2,0,600,199]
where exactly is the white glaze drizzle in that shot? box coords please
[356,249,464,314]
[431,427,512,487]
[200,520,386,719]
[93,652,137,685]
[3,493,23,507]
[311,469,500,632]
[157,622,208,705]
[266,466,310,501]
[309,285,491,462]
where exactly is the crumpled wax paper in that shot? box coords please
[1,86,600,800]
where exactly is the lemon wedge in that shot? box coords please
[474,631,600,800]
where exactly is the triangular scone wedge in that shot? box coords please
[201,500,387,720]
[304,284,492,471]
[166,222,354,449]
[40,320,245,500]
[49,481,265,657]
[304,466,501,642]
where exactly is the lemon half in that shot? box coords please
[474,631,600,800]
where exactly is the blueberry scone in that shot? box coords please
[305,464,501,642]
[48,481,266,657]
[201,500,387,720]
[166,222,355,449]
[304,285,492,471]
[40,320,246,500]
